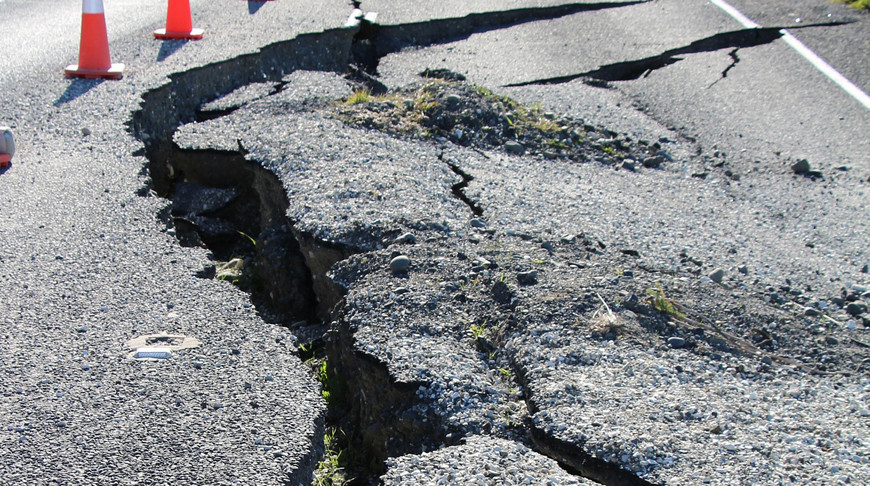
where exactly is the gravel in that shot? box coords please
[382,435,598,485]
[166,62,870,485]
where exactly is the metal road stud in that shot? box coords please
[154,0,204,40]
[0,127,13,168]
[64,0,124,79]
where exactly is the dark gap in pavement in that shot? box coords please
[505,22,850,86]
[353,1,648,74]
[130,7,675,485]
[708,48,741,88]
[443,157,484,217]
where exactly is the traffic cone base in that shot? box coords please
[0,154,10,168]
[154,27,204,40]
[64,63,125,79]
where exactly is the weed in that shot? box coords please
[602,146,616,156]
[530,118,560,134]
[216,257,245,284]
[237,231,256,247]
[645,283,686,320]
[545,139,570,150]
[498,367,512,379]
[837,0,869,10]
[342,88,372,106]
[313,428,351,486]
[469,320,489,341]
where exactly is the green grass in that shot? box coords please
[313,429,350,486]
[837,0,869,10]
[645,283,686,320]
[469,320,489,341]
[342,88,373,106]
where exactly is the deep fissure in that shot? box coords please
[505,22,848,86]
[129,5,672,486]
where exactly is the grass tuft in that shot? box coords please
[342,88,373,106]
[646,282,686,320]
[837,0,869,10]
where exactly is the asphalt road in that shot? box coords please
[0,0,867,484]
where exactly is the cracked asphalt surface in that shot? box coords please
[1,0,868,485]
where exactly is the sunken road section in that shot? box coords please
[131,6,870,486]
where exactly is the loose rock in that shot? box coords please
[390,255,412,273]
[709,268,725,284]
[791,159,811,174]
[517,270,538,285]
[667,336,687,348]
[504,141,525,155]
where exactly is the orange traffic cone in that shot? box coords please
[154,0,203,40]
[65,0,124,79]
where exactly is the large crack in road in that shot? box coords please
[130,4,870,486]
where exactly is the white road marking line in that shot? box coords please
[709,0,870,110]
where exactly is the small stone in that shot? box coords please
[761,356,773,365]
[390,255,411,273]
[445,94,462,105]
[804,307,821,317]
[76,325,88,333]
[708,268,725,284]
[667,336,686,348]
[738,265,748,275]
[825,336,839,345]
[393,232,417,244]
[791,159,811,174]
[402,99,414,109]
[642,155,664,168]
[517,270,538,285]
[471,219,488,228]
[81,127,91,136]
[504,141,525,155]
[845,302,867,316]
[621,159,636,171]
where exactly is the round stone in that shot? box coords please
[390,255,411,273]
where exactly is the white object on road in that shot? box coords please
[709,0,870,111]
[0,127,14,157]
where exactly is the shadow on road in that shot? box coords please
[54,79,106,106]
[248,1,267,15]
[157,40,188,62]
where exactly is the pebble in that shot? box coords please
[738,265,748,275]
[445,94,462,105]
[517,270,538,285]
[667,336,687,348]
[621,159,636,171]
[804,307,820,317]
[642,156,664,168]
[791,159,811,174]
[394,233,417,244]
[471,219,488,228]
[390,255,412,273]
[708,268,725,284]
[845,302,867,316]
[504,141,525,155]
